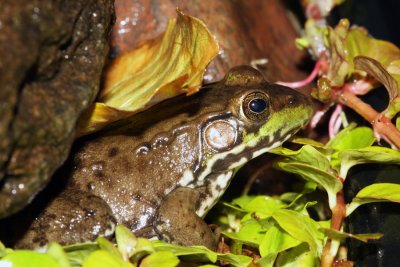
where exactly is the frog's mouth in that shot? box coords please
[192,122,306,217]
[195,119,307,187]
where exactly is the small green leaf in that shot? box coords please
[64,242,98,267]
[222,219,265,247]
[131,238,155,262]
[327,125,374,150]
[0,250,60,267]
[339,146,400,178]
[97,237,121,257]
[115,225,137,260]
[82,250,132,267]
[217,253,253,267]
[275,161,342,209]
[275,243,318,267]
[272,145,331,172]
[283,182,318,209]
[0,241,12,258]
[272,210,323,255]
[140,251,179,267]
[347,183,400,216]
[257,253,278,267]
[47,243,70,267]
[231,195,257,209]
[233,196,286,216]
[319,228,383,242]
[259,225,302,258]
[291,137,325,147]
[152,241,217,263]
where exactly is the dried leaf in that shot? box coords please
[77,10,218,136]
[354,56,398,101]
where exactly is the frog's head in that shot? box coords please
[191,66,314,215]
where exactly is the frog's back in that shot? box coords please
[67,88,225,231]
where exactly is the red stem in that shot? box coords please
[321,189,346,267]
[337,90,400,149]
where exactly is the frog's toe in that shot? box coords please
[15,188,116,249]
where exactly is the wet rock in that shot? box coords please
[0,0,115,218]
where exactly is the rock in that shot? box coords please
[110,0,309,84]
[0,0,115,218]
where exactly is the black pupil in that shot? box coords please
[249,98,267,113]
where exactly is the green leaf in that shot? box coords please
[259,225,302,258]
[115,225,137,261]
[151,241,251,267]
[328,126,375,151]
[272,145,331,172]
[347,183,400,216]
[345,27,400,73]
[140,251,179,267]
[217,253,253,267]
[130,238,155,264]
[283,182,318,209]
[257,253,278,267]
[274,243,318,267]
[82,250,132,267]
[328,126,376,170]
[97,237,121,257]
[271,210,323,255]
[319,228,383,242]
[64,243,98,267]
[275,161,342,209]
[47,243,70,267]
[339,146,400,178]
[152,241,217,263]
[232,195,286,216]
[222,219,266,247]
[0,250,60,267]
[291,137,325,147]
[0,241,12,258]
[231,195,257,209]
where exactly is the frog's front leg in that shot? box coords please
[15,188,116,249]
[155,187,217,249]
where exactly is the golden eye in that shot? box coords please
[242,92,270,121]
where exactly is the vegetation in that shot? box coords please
[1,2,400,266]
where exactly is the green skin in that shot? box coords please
[15,66,314,250]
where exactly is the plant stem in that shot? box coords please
[337,90,400,149]
[321,190,346,267]
[277,60,323,88]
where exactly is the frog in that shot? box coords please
[14,65,314,250]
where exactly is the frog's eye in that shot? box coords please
[242,92,270,121]
[249,98,267,113]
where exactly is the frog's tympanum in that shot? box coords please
[15,66,314,250]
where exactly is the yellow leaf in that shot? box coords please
[77,10,218,136]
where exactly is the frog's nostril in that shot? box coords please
[288,95,297,105]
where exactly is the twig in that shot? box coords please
[321,189,346,267]
[337,89,400,149]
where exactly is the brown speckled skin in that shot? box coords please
[17,66,313,249]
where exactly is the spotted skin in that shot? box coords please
[15,66,313,250]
